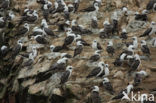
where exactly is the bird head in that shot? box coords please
[122,7,128,13]
[128,45,135,51]
[66,66,73,72]
[43,4,48,10]
[141,40,146,45]
[105,64,109,68]
[93,40,97,43]
[95,50,101,55]
[134,11,139,15]
[24,23,29,29]
[50,45,55,51]
[103,77,109,83]
[98,61,105,67]
[107,41,113,46]
[92,86,99,92]
[103,20,110,25]
[71,19,77,26]
[142,10,148,14]
[132,36,137,41]
[1,45,7,51]
[65,20,70,25]
[134,54,140,60]
[122,28,127,33]
[92,16,97,21]
[151,21,156,26]
[76,41,83,46]
[0,17,4,22]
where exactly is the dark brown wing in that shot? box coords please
[97,43,102,50]
[139,28,152,37]
[60,71,70,84]
[86,67,101,78]
[73,45,83,57]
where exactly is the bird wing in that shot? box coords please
[89,55,100,62]
[44,27,55,36]
[91,92,101,103]
[36,36,48,44]
[142,45,150,54]
[80,6,95,12]
[106,46,115,54]
[60,71,70,84]
[87,67,101,78]
[140,28,152,37]
[97,43,102,50]
[74,45,83,57]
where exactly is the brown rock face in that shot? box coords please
[0,0,156,103]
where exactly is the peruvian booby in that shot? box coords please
[99,64,110,77]
[92,40,102,50]
[112,84,133,100]
[146,0,156,10]
[41,20,56,37]
[80,3,99,12]
[73,0,80,13]
[106,41,115,56]
[1,45,9,57]
[73,41,83,57]
[19,10,38,25]
[86,61,105,78]
[0,0,10,9]
[50,45,62,52]
[34,35,48,44]
[16,23,29,36]
[87,86,101,103]
[91,16,98,28]
[139,21,156,37]
[128,54,141,74]
[60,66,73,84]
[120,29,128,40]
[141,40,150,56]
[75,35,90,46]
[0,17,6,28]
[12,40,23,58]
[102,77,114,95]
[62,32,76,49]
[112,18,119,35]
[89,50,101,62]
[135,10,148,21]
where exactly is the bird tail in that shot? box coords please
[139,34,145,37]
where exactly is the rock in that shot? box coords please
[126,20,147,33]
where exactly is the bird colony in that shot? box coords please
[0,0,156,103]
